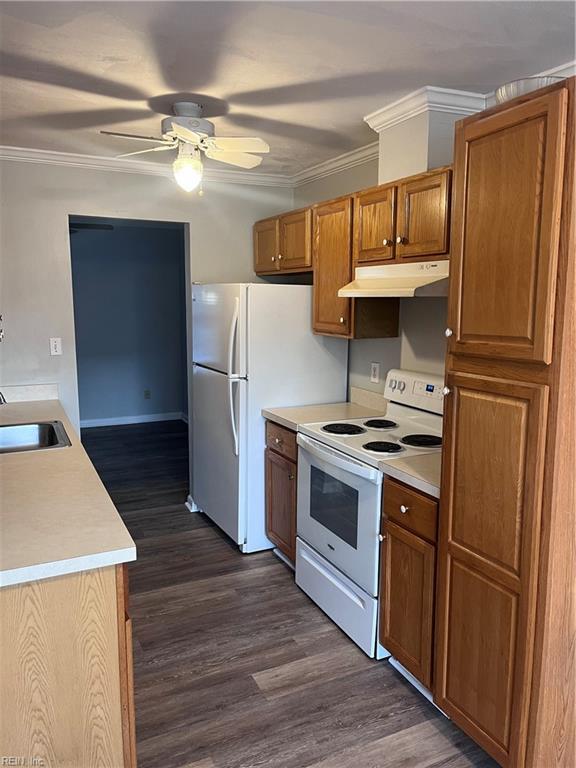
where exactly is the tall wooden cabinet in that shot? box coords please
[434,79,575,768]
[312,197,399,339]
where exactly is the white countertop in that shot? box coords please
[262,402,383,431]
[0,400,136,588]
[263,401,442,498]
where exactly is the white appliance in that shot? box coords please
[295,369,444,658]
[191,283,348,553]
[338,261,449,298]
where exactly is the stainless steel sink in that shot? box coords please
[0,421,71,454]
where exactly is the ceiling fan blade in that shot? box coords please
[117,145,175,158]
[206,137,269,154]
[100,130,171,144]
[170,123,204,145]
[204,148,263,170]
[0,51,146,101]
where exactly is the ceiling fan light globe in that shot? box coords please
[172,154,203,192]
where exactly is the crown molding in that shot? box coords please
[0,145,294,187]
[0,143,380,189]
[364,86,486,133]
[290,142,379,187]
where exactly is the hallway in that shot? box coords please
[82,421,495,768]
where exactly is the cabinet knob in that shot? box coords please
[277,254,283,261]
[382,238,391,246]
[378,534,385,542]
[274,436,283,445]
[445,328,453,337]
[271,255,276,262]
[400,505,410,514]
[339,316,345,324]
[288,474,295,481]
[396,235,406,245]
[442,386,451,396]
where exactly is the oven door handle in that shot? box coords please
[297,434,382,485]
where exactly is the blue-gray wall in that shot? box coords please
[71,220,187,426]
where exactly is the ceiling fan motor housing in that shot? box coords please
[162,102,215,140]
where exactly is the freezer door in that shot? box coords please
[192,284,247,376]
[192,365,247,544]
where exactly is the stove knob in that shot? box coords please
[442,386,451,396]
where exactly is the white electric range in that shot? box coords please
[295,369,444,660]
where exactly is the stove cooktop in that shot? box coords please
[298,404,443,469]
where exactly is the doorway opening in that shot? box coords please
[69,215,190,507]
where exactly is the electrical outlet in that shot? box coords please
[370,362,380,384]
[144,389,151,400]
[49,337,62,356]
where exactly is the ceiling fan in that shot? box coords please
[101,102,269,192]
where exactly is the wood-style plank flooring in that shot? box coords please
[82,421,496,768]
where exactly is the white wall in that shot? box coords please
[71,222,188,425]
[293,161,378,208]
[0,159,293,428]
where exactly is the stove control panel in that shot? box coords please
[384,369,445,415]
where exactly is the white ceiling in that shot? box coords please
[0,1,574,174]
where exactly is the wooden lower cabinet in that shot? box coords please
[265,423,297,562]
[434,372,548,766]
[380,518,435,689]
[0,564,136,767]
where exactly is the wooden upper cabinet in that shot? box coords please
[380,520,435,689]
[279,208,312,271]
[396,169,451,260]
[448,89,568,364]
[353,184,396,263]
[312,197,353,336]
[254,217,280,274]
[434,372,548,765]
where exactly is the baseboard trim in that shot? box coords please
[81,412,187,428]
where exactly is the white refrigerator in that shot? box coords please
[191,283,348,553]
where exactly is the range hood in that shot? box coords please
[338,261,449,298]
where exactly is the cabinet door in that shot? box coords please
[435,372,548,766]
[313,197,353,336]
[380,520,435,689]
[448,89,567,363]
[254,217,279,273]
[353,184,396,263]
[265,448,296,562]
[395,169,450,260]
[279,208,312,271]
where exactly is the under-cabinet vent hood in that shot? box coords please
[338,261,449,298]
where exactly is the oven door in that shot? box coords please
[296,433,382,596]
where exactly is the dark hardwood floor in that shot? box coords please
[82,420,495,768]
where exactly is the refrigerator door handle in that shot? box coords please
[227,297,240,377]
[228,377,239,456]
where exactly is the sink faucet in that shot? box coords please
[0,391,7,405]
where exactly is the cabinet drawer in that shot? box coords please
[383,477,438,543]
[265,421,297,461]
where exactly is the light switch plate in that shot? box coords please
[370,362,380,384]
[49,337,63,356]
